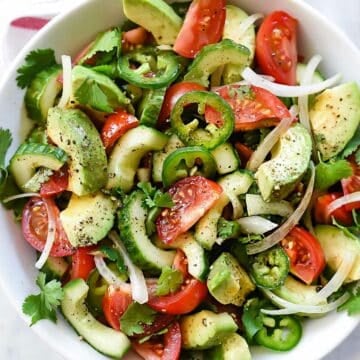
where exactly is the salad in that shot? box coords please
[1,0,360,359]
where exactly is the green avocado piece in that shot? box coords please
[310,82,360,160]
[207,252,255,306]
[123,0,182,45]
[255,123,312,201]
[60,192,117,247]
[47,107,107,195]
[180,310,238,350]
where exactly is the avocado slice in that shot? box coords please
[180,310,238,350]
[255,123,312,201]
[123,0,182,45]
[310,82,360,160]
[47,107,107,196]
[60,192,117,247]
[207,252,255,306]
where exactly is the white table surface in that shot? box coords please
[0,0,359,359]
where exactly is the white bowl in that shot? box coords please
[0,0,359,359]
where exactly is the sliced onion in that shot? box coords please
[235,13,263,40]
[327,192,360,214]
[246,194,294,218]
[35,198,57,269]
[237,216,278,234]
[289,104,299,119]
[227,191,244,219]
[109,231,149,304]
[261,290,350,316]
[246,116,293,172]
[3,192,40,203]
[246,163,315,255]
[241,67,341,98]
[58,55,73,109]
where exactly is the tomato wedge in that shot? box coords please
[40,166,69,197]
[173,0,226,58]
[22,197,74,257]
[101,108,139,150]
[256,11,298,85]
[206,85,291,131]
[70,246,96,281]
[281,226,326,284]
[341,156,360,211]
[234,142,254,167]
[156,176,222,244]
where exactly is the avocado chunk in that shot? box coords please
[180,310,238,350]
[315,225,360,282]
[255,123,312,201]
[207,333,251,360]
[47,107,107,196]
[60,192,116,247]
[207,252,255,306]
[61,279,130,358]
[123,0,182,45]
[310,82,360,160]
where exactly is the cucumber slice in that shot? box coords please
[41,256,69,281]
[118,191,175,274]
[107,125,168,192]
[61,279,130,358]
[25,65,62,123]
[138,87,166,127]
[211,142,240,175]
[296,63,324,84]
[9,142,67,191]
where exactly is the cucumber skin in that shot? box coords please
[139,88,166,127]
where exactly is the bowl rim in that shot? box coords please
[0,0,359,359]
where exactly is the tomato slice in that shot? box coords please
[40,166,69,197]
[156,176,222,244]
[172,249,188,278]
[158,82,206,129]
[341,156,360,211]
[173,0,226,58]
[281,226,326,284]
[206,85,291,131]
[256,11,298,85]
[70,246,96,281]
[101,108,139,150]
[132,322,181,360]
[234,142,253,167]
[314,192,353,226]
[21,197,75,257]
[147,279,208,315]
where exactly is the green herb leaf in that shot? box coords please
[338,294,360,315]
[22,272,64,326]
[0,128,13,197]
[315,159,353,191]
[100,245,127,275]
[217,218,242,240]
[120,302,157,336]
[74,78,113,113]
[137,182,174,209]
[16,49,57,89]
[153,191,174,208]
[156,266,183,296]
[332,218,360,241]
[338,127,360,160]
[356,149,360,165]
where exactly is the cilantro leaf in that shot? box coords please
[356,148,360,165]
[137,182,174,209]
[74,78,113,113]
[332,218,360,241]
[0,128,12,195]
[315,159,353,191]
[153,191,174,208]
[338,127,360,160]
[100,245,127,275]
[338,295,360,315]
[156,266,183,296]
[217,218,242,240]
[22,272,64,326]
[120,302,157,336]
[16,49,57,89]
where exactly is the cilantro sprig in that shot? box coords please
[315,159,353,190]
[100,245,128,276]
[137,182,174,209]
[156,266,183,296]
[338,127,360,164]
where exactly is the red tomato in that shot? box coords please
[132,322,181,360]
[173,0,226,58]
[70,246,96,280]
[21,197,74,257]
[341,156,360,211]
[158,82,206,129]
[40,167,69,197]
[131,314,175,339]
[314,193,353,226]
[281,226,326,285]
[206,85,291,131]
[123,27,148,45]
[101,108,139,150]
[172,250,188,278]
[156,176,222,244]
[256,11,298,85]
[102,286,132,331]
[234,142,253,167]
[147,279,208,315]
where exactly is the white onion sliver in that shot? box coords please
[237,216,278,235]
[3,192,40,203]
[227,191,243,219]
[109,232,148,304]
[35,199,57,269]
[246,116,293,172]
[241,67,341,98]
[246,163,315,255]
[58,55,73,109]
[327,191,360,214]
[235,13,263,39]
